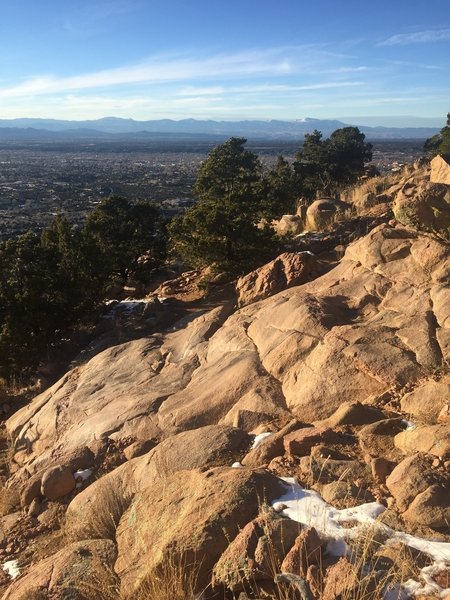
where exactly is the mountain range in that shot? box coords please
[0,116,440,141]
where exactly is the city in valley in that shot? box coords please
[0,137,425,240]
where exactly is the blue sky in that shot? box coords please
[0,0,449,126]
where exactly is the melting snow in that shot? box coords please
[74,468,93,488]
[400,419,416,431]
[251,432,273,449]
[273,477,450,597]
[3,560,20,579]
[105,299,148,318]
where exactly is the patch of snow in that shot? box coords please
[273,477,450,598]
[105,299,148,318]
[251,432,273,449]
[231,462,244,468]
[273,477,385,556]
[3,560,20,579]
[298,250,315,256]
[74,469,93,488]
[400,419,416,431]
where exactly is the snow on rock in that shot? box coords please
[273,477,450,597]
[251,432,273,449]
[3,560,20,579]
[105,299,148,318]
[273,477,385,556]
[74,468,93,488]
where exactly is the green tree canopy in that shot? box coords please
[438,113,450,158]
[169,137,280,273]
[294,126,373,199]
[424,113,450,159]
[83,196,166,281]
[194,137,262,204]
[261,155,298,217]
[0,198,167,378]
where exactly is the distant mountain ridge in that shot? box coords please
[0,116,440,140]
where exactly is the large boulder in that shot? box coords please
[403,484,450,529]
[212,511,301,591]
[0,539,118,600]
[66,424,252,541]
[393,176,450,236]
[385,453,438,512]
[305,198,349,231]
[115,467,286,595]
[400,379,450,424]
[274,214,304,236]
[394,423,450,458]
[40,465,76,500]
[431,155,450,186]
[235,251,322,308]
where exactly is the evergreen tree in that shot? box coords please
[294,127,372,199]
[261,155,297,217]
[438,113,450,158]
[169,138,280,273]
[83,196,165,282]
[423,113,450,159]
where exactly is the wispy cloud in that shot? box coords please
[379,28,450,46]
[177,81,365,97]
[0,49,293,99]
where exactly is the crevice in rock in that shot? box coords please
[242,321,289,411]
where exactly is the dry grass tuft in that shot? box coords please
[0,487,20,517]
[65,476,133,542]
[127,554,202,600]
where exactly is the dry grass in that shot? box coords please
[60,550,202,600]
[126,554,202,600]
[0,487,20,517]
[65,475,133,542]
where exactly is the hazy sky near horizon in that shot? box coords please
[0,0,449,126]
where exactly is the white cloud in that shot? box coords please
[379,28,450,46]
[176,81,365,97]
[0,49,294,99]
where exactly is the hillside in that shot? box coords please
[0,160,450,599]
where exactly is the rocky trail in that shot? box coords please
[0,160,450,599]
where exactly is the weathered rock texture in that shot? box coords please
[393,162,450,236]
[305,198,349,231]
[431,155,450,186]
[236,251,323,308]
[1,539,118,600]
[3,194,450,599]
[115,468,285,594]
[7,223,450,481]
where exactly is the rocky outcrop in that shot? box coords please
[305,198,349,231]
[7,223,450,478]
[115,468,285,594]
[3,165,450,600]
[431,155,450,186]
[235,251,323,307]
[65,424,252,541]
[1,539,118,600]
[6,305,232,479]
[392,163,450,236]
